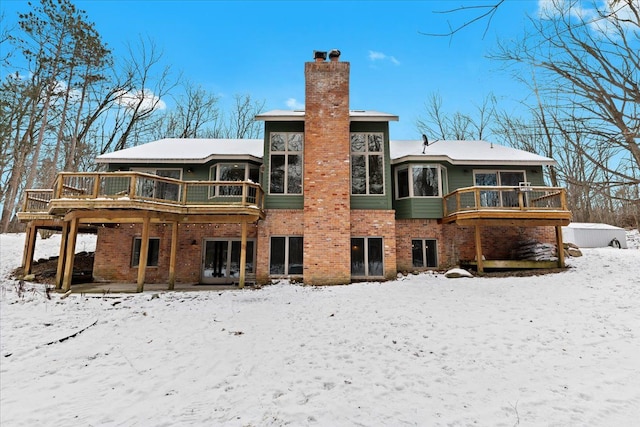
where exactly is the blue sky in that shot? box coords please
[1,0,543,140]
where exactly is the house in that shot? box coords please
[18,50,572,291]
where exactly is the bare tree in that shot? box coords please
[153,81,220,139]
[416,92,496,141]
[492,0,640,227]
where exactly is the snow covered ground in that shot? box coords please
[1,231,639,426]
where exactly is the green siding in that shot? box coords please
[349,122,393,210]
[393,163,548,219]
[263,121,305,209]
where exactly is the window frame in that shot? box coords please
[350,132,385,196]
[351,236,385,278]
[130,167,182,201]
[473,170,527,207]
[209,162,259,198]
[268,132,304,195]
[269,235,304,276]
[131,237,160,267]
[411,238,438,268]
[395,164,447,199]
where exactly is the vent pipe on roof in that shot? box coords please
[422,134,429,154]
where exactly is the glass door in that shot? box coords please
[202,239,255,284]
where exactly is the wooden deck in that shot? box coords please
[441,185,571,226]
[17,171,266,291]
[441,186,572,272]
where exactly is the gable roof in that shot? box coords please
[389,139,556,166]
[95,138,263,164]
[255,110,399,122]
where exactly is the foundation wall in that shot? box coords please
[93,223,257,284]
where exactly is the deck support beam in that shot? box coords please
[555,225,565,268]
[22,223,37,274]
[136,216,150,293]
[55,221,71,289]
[475,225,484,273]
[168,221,178,290]
[62,217,79,292]
[238,221,248,289]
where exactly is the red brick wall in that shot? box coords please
[395,220,557,271]
[256,209,305,284]
[303,60,352,285]
[351,210,397,280]
[93,223,257,284]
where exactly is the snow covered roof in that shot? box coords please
[96,138,556,167]
[95,138,263,164]
[255,110,399,122]
[389,139,556,166]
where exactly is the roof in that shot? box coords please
[96,138,556,168]
[95,138,263,164]
[389,139,556,166]
[255,109,399,122]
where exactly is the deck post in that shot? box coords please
[555,225,565,268]
[62,217,79,292]
[475,225,484,273]
[168,221,178,290]
[136,216,150,293]
[22,223,37,274]
[238,221,247,289]
[55,221,70,289]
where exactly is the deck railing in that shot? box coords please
[21,171,264,213]
[443,185,568,217]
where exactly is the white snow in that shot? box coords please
[1,231,639,426]
[390,139,556,166]
[95,138,264,163]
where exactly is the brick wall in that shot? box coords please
[395,220,557,271]
[351,210,397,280]
[303,60,352,285]
[256,209,305,284]
[93,222,257,284]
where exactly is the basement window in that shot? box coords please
[351,237,384,277]
[132,237,160,267]
[269,236,303,275]
[412,239,438,268]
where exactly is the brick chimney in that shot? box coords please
[303,50,351,285]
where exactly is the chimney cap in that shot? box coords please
[329,49,341,59]
[314,50,327,61]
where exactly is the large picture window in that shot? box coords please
[269,236,303,275]
[351,133,384,195]
[395,165,446,198]
[351,237,384,277]
[412,239,438,268]
[269,132,303,194]
[132,168,182,201]
[209,163,259,197]
[474,170,526,207]
[132,237,160,267]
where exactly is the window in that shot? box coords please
[351,237,384,277]
[412,239,438,268]
[474,170,526,207]
[269,132,303,194]
[202,239,255,279]
[395,165,446,198]
[209,163,260,197]
[132,237,160,267]
[132,168,181,201]
[351,133,384,195]
[269,236,303,275]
